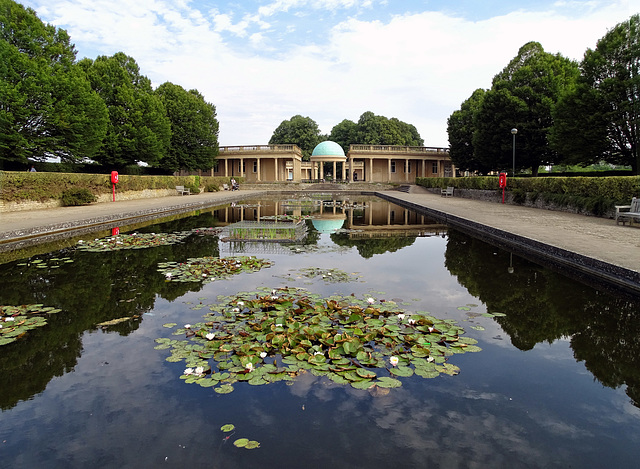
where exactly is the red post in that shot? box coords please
[110,171,119,202]
[499,172,507,204]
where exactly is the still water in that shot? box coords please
[1,194,639,468]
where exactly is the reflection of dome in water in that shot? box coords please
[312,141,345,157]
[311,218,345,233]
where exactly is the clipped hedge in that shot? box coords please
[0,172,246,203]
[417,176,640,204]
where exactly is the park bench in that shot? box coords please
[615,197,640,225]
[441,186,454,197]
[222,183,230,191]
[175,185,190,196]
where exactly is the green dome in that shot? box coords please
[312,141,345,157]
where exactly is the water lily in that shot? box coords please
[195,366,204,376]
[237,301,244,306]
[4,317,15,322]
[397,313,405,320]
[245,363,254,372]
[260,352,267,359]
[408,319,416,325]
[428,326,434,333]
[184,324,191,329]
[165,272,172,278]
[205,333,215,341]
[202,273,207,278]
[367,297,375,304]
[271,296,279,300]
[231,308,240,313]
[313,351,324,356]
[390,356,399,367]
[184,367,194,375]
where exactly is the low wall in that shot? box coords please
[0,188,179,213]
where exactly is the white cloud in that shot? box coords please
[22,0,636,146]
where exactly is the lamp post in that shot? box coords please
[511,128,518,176]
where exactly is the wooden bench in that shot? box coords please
[441,186,454,197]
[616,197,640,225]
[175,185,190,196]
[222,183,230,191]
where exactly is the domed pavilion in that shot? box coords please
[310,141,347,182]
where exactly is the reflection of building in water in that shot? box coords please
[212,198,446,239]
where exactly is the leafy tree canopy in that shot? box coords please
[269,115,323,159]
[156,82,219,172]
[551,14,640,174]
[472,42,579,175]
[80,52,171,168]
[447,88,486,172]
[0,0,108,164]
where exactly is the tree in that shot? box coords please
[471,42,579,175]
[330,112,424,149]
[156,82,219,172]
[80,52,171,168]
[0,0,108,164]
[550,14,640,174]
[329,119,358,153]
[269,115,322,159]
[447,88,486,173]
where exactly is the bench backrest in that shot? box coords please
[631,197,639,213]
[176,185,184,190]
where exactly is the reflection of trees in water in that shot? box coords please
[444,229,640,407]
[330,233,416,258]
[0,232,220,410]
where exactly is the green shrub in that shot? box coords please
[185,183,200,194]
[61,188,97,206]
[512,188,527,204]
[204,183,219,192]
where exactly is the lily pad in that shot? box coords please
[221,424,235,432]
[233,438,249,448]
[154,287,480,393]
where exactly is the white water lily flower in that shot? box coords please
[427,357,435,362]
[397,313,405,320]
[367,297,375,304]
[390,356,399,367]
[195,366,204,376]
[184,367,194,375]
[231,308,239,313]
[314,351,324,356]
[77,240,84,244]
[184,324,191,329]
[165,272,172,278]
[428,326,434,333]
[5,317,15,322]
[205,333,215,341]
[202,274,207,278]
[408,319,416,325]
[260,352,267,359]
[245,363,254,372]
[237,301,244,306]
[271,296,279,300]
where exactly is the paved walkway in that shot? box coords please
[1,187,638,293]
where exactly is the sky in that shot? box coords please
[20,0,640,147]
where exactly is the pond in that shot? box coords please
[1,194,640,468]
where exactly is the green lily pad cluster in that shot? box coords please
[1,304,63,346]
[75,231,195,252]
[16,257,74,269]
[278,267,361,284]
[157,256,273,283]
[221,424,260,450]
[154,287,481,392]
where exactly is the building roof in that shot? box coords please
[312,141,345,157]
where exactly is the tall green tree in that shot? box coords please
[156,82,218,172]
[447,88,486,172]
[80,52,171,168]
[269,115,322,159]
[329,119,358,153]
[0,0,107,164]
[551,14,640,174]
[472,42,579,175]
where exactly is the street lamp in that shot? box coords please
[511,128,518,176]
